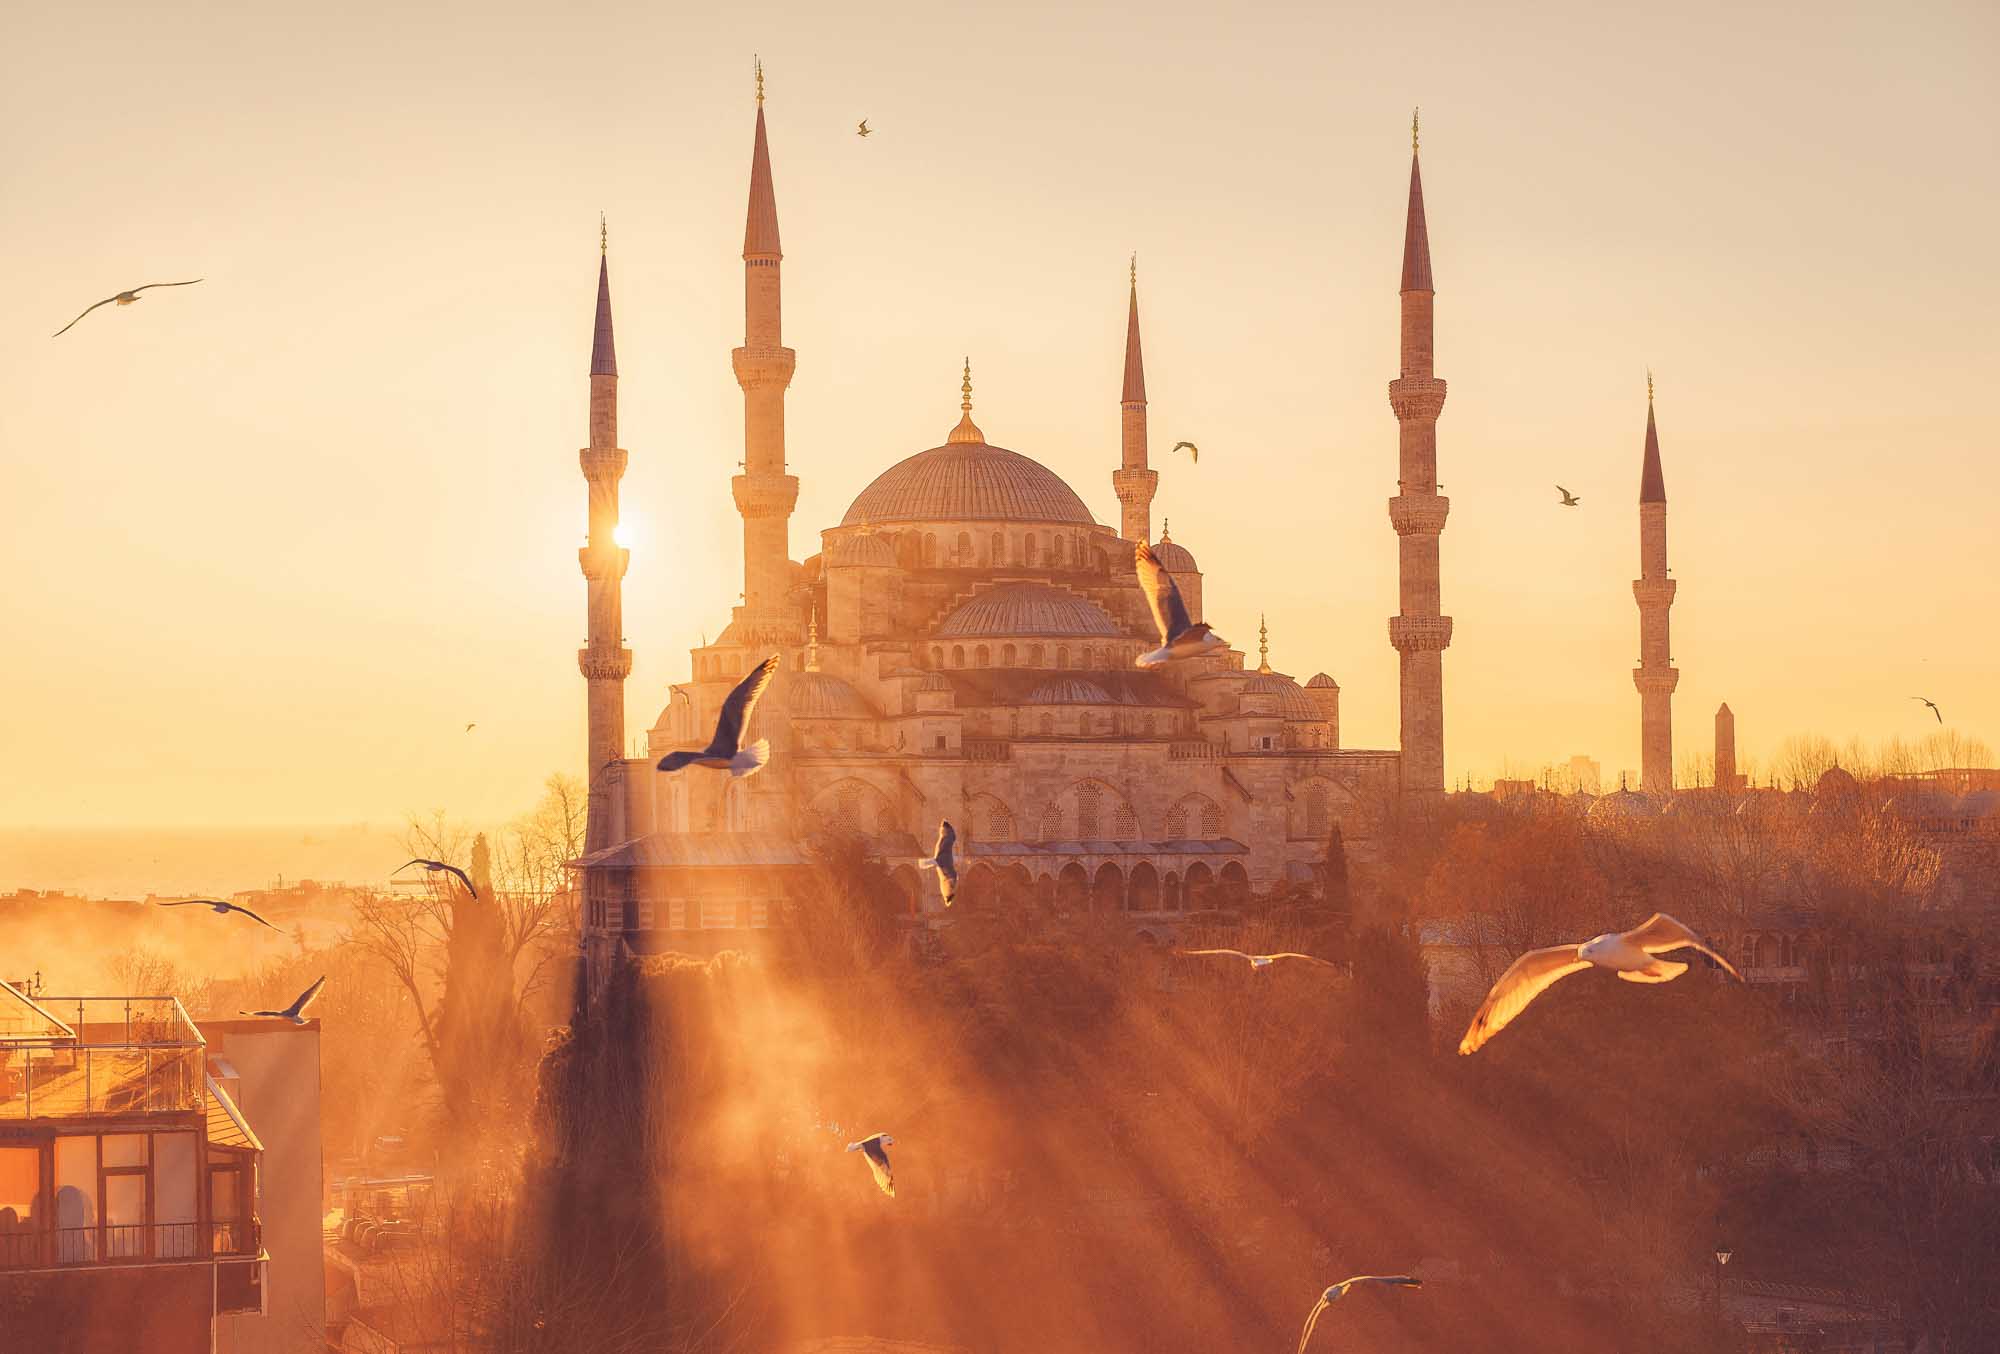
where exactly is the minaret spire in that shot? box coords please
[578,222,633,852]
[948,357,985,443]
[1633,373,1678,795]
[732,65,800,643]
[1113,255,1158,542]
[1388,110,1452,798]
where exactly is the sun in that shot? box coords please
[613,524,634,549]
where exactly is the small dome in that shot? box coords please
[842,442,1095,527]
[779,671,874,720]
[1306,672,1339,690]
[915,672,953,693]
[1815,766,1861,799]
[1239,672,1321,721]
[1589,787,1659,821]
[1026,676,1116,705]
[936,583,1120,639]
[1153,539,1198,574]
[826,533,896,568]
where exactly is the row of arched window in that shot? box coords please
[906,529,1104,571]
[963,710,1190,738]
[928,642,1136,670]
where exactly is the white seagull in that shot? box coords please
[1134,543,1227,668]
[919,820,958,905]
[1177,948,1336,972]
[1296,1275,1423,1354]
[657,655,779,778]
[156,898,278,931]
[846,1132,895,1197]
[53,279,204,337]
[1458,912,1744,1055]
[396,858,478,899]
[241,975,326,1025]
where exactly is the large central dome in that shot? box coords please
[841,441,1096,527]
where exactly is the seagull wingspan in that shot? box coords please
[1178,948,1253,963]
[712,654,780,755]
[229,902,280,931]
[1262,952,1337,968]
[1135,543,1192,643]
[52,297,116,337]
[131,279,203,294]
[285,975,328,1019]
[1622,912,1742,981]
[1295,1297,1330,1354]
[1458,944,1593,1055]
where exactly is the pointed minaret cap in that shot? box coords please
[1122,254,1147,403]
[948,358,985,444]
[1717,701,1732,716]
[743,64,782,260]
[1640,371,1666,503]
[1400,108,1433,293]
[591,215,617,377]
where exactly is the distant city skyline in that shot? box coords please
[2,0,1995,828]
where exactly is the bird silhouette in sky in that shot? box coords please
[847,1132,895,1196]
[1912,696,1943,724]
[856,119,872,137]
[920,820,958,906]
[1296,1275,1423,1354]
[1171,440,1199,463]
[53,279,204,337]
[1178,948,1337,972]
[657,655,779,777]
[156,898,279,931]
[241,975,326,1025]
[1458,912,1743,1055]
[1557,485,1581,506]
[1135,543,1227,668]
[464,722,476,733]
[396,858,478,899]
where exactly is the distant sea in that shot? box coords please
[0,824,412,899]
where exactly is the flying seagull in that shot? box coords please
[1458,912,1743,1055]
[156,898,278,932]
[1135,543,1227,668]
[396,858,478,899]
[53,279,204,337]
[657,654,779,778]
[1177,948,1336,972]
[241,975,326,1025]
[919,820,958,906]
[464,722,476,733]
[1557,485,1580,507]
[846,1132,895,1196]
[857,119,872,137]
[1171,440,1199,463]
[1296,1276,1423,1354]
[1911,696,1943,724]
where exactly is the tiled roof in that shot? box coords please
[841,443,1095,527]
[205,1075,262,1152]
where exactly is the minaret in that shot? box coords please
[732,58,801,641]
[1715,702,1737,791]
[1634,373,1678,796]
[1387,110,1451,797]
[579,217,632,852]
[1112,255,1158,542]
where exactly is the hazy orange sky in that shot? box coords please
[2,0,1995,831]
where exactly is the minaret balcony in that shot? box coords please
[578,446,628,479]
[1632,578,1678,607]
[1389,615,1454,652]
[732,345,797,390]
[1112,468,1158,499]
[1387,376,1447,421]
[1388,494,1451,536]
[578,646,634,681]
[577,545,630,581]
[732,473,800,518]
[1632,667,1680,694]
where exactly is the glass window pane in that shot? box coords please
[0,1147,37,1222]
[211,1168,240,1223]
[102,1134,146,1167]
[155,1133,198,1257]
[105,1175,145,1257]
[54,1136,98,1260]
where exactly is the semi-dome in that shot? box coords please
[1589,786,1659,821]
[1026,676,1116,705]
[1306,672,1339,690]
[842,442,1095,527]
[1153,539,1198,573]
[936,583,1120,639]
[825,533,896,568]
[778,671,874,719]
[1239,672,1321,721]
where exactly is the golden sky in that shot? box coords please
[2,0,1995,829]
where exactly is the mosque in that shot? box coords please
[570,81,1469,989]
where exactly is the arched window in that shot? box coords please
[991,532,1005,564]
[1002,643,1017,666]
[1075,783,1102,838]
[930,646,943,668]
[922,534,938,566]
[1056,645,1070,668]
[956,530,973,563]
[985,801,1014,841]
[1166,803,1188,836]
[1039,713,1054,736]
[1028,644,1044,666]
[1201,800,1223,836]
[951,645,965,668]
[974,645,989,667]
[1024,532,1038,565]
[835,785,862,834]
[1113,802,1138,838]
[1306,784,1329,836]
[1039,803,1061,840]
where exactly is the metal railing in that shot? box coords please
[0,1219,256,1270]
[0,995,205,1120]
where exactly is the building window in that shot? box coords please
[922,534,938,566]
[934,734,947,751]
[991,531,1005,564]
[1002,643,1017,665]
[975,645,989,667]
[1056,646,1069,669]
[931,646,943,668]
[951,645,965,667]
[1076,783,1102,839]
[1039,713,1054,735]
[956,530,973,563]
[986,803,1014,840]
[1166,804,1187,836]
[1040,804,1061,840]
[1201,800,1223,836]
[1028,644,1044,666]
[1114,803,1138,838]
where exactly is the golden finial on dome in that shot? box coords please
[1412,106,1420,154]
[754,55,764,106]
[1258,614,1271,673]
[1647,367,1655,405]
[806,612,820,671]
[948,355,985,444]
[599,212,607,256]
[1130,252,1137,287]
[1160,516,1171,543]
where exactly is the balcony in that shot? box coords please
[1169,740,1217,761]
[0,1219,260,1271]
[0,995,206,1120]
